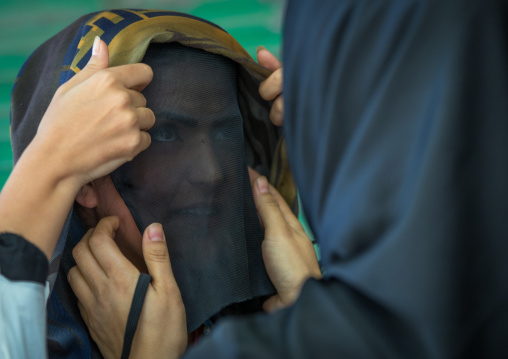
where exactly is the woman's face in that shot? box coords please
[79,45,270,332]
[95,45,248,273]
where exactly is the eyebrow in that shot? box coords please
[157,111,198,128]
[156,111,241,128]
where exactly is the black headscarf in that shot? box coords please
[282,0,508,356]
[182,0,508,357]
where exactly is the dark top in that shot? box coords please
[0,232,48,284]
[184,0,508,357]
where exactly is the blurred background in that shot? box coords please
[0,0,284,188]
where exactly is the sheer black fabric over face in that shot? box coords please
[111,43,274,332]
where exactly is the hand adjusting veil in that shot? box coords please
[10,9,296,358]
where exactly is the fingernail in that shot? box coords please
[256,45,267,54]
[256,176,269,194]
[148,223,164,241]
[92,36,101,56]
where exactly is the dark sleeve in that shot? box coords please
[183,278,426,358]
[185,277,508,358]
[187,0,508,357]
[0,232,48,284]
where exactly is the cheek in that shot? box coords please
[150,156,186,196]
[127,145,182,188]
[94,184,146,271]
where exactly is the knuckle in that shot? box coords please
[272,69,282,83]
[139,132,151,151]
[102,260,115,275]
[140,63,154,79]
[88,231,105,250]
[271,223,291,238]
[55,84,68,96]
[67,266,76,282]
[97,70,117,87]
[146,247,169,264]
[93,284,110,307]
[125,133,142,151]
[72,242,84,260]
[122,110,137,127]
[115,91,131,108]
[262,192,278,206]
[163,283,182,301]
[111,275,132,295]
[258,194,279,212]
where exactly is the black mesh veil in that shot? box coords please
[111,43,274,332]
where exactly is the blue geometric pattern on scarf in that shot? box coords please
[58,9,226,86]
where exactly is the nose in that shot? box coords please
[187,138,225,188]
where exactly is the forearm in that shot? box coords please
[0,140,82,260]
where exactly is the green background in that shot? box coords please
[0,0,284,188]
[0,0,319,260]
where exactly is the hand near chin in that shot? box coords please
[248,168,322,313]
[68,216,187,359]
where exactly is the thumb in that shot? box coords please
[253,176,286,231]
[256,46,282,72]
[247,166,262,188]
[263,294,286,313]
[142,223,175,290]
[73,36,109,83]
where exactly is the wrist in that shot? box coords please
[24,136,84,193]
[0,139,84,259]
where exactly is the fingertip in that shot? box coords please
[147,108,156,129]
[92,36,101,56]
[256,48,271,64]
[262,295,283,313]
[256,45,267,54]
[94,216,120,240]
[257,48,281,72]
[142,63,154,80]
[131,63,154,91]
[67,266,75,282]
[88,37,109,69]
[256,46,269,61]
[106,215,120,229]
[139,131,152,152]
[247,166,261,186]
[256,176,269,194]
[100,38,109,57]
[147,223,164,242]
